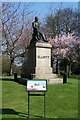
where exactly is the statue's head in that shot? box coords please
[35,16,38,22]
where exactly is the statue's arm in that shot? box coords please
[32,22,34,28]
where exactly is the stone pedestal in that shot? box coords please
[26,42,63,84]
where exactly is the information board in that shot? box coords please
[26,80,47,91]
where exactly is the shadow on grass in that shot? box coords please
[2,108,18,115]
[0,78,14,81]
[1,77,26,86]
[1,108,44,119]
[1,108,27,118]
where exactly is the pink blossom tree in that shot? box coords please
[49,33,80,76]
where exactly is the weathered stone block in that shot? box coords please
[26,42,63,84]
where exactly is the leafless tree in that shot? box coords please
[2,2,33,75]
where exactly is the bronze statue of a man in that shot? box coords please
[31,17,48,43]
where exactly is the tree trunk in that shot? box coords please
[63,58,67,84]
[8,59,14,76]
[67,64,72,78]
[56,59,59,74]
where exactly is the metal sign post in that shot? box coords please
[44,92,46,118]
[26,80,47,118]
[28,91,30,118]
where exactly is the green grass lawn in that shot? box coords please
[1,76,79,119]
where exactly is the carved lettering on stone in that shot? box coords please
[38,55,49,59]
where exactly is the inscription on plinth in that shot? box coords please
[38,55,49,59]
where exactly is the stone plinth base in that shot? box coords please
[26,42,63,84]
[48,78,63,84]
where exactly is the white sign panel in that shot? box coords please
[26,80,47,91]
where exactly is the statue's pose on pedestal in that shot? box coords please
[31,17,48,43]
